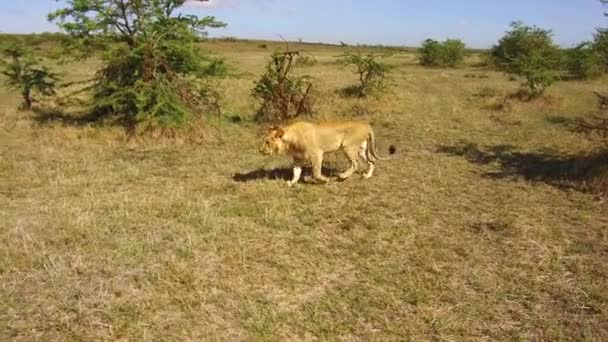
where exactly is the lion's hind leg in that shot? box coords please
[338,145,360,180]
[359,141,375,179]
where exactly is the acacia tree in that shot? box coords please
[252,51,315,122]
[338,52,393,97]
[0,44,58,110]
[491,22,561,98]
[48,0,227,133]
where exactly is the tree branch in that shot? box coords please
[114,0,136,45]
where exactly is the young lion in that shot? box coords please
[260,121,393,186]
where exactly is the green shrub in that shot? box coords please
[510,50,561,96]
[419,39,443,66]
[566,43,604,79]
[419,39,466,67]
[252,51,315,122]
[338,51,393,97]
[592,28,608,69]
[442,39,467,67]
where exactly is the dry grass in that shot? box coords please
[1,39,607,341]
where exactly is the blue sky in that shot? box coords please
[0,0,606,48]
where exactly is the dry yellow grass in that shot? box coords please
[1,39,607,340]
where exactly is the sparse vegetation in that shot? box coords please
[252,50,315,121]
[419,38,467,67]
[294,55,317,67]
[0,44,58,110]
[338,51,393,97]
[1,23,608,342]
[575,91,608,143]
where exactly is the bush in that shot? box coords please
[491,21,562,97]
[491,22,554,67]
[252,51,315,122]
[592,28,608,69]
[294,55,317,67]
[510,50,561,96]
[338,51,393,97]
[419,39,442,66]
[48,0,227,134]
[566,43,604,79]
[443,39,467,67]
[419,39,466,67]
[0,44,58,110]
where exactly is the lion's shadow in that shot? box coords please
[233,166,339,183]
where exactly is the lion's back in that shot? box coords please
[283,121,370,153]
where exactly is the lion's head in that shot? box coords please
[260,127,286,155]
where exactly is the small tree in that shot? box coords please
[0,44,58,110]
[419,39,466,67]
[252,51,315,122]
[510,50,561,96]
[491,21,562,97]
[338,51,393,97]
[48,0,227,134]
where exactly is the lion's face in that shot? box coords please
[260,128,285,155]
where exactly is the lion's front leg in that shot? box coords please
[287,158,305,187]
[287,166,302,187]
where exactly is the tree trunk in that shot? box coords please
[22,89,32,110]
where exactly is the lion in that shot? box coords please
[259,121,394,186]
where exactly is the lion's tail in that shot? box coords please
[366,129,396,162]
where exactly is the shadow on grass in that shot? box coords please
[337,85,365,98]
[233,166,338,183]
[545,114,578,126]
[436,142,608,193]
[482,90,563,112]
[31,106,109,127]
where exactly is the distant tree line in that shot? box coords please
[418,16,608,98]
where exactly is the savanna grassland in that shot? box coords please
[1,39,608,341]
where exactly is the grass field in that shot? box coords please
[1,39,608,340]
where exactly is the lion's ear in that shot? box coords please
[275,128,285,138]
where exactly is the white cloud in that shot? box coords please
[185,0,246,9]
[185,0,277,9]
